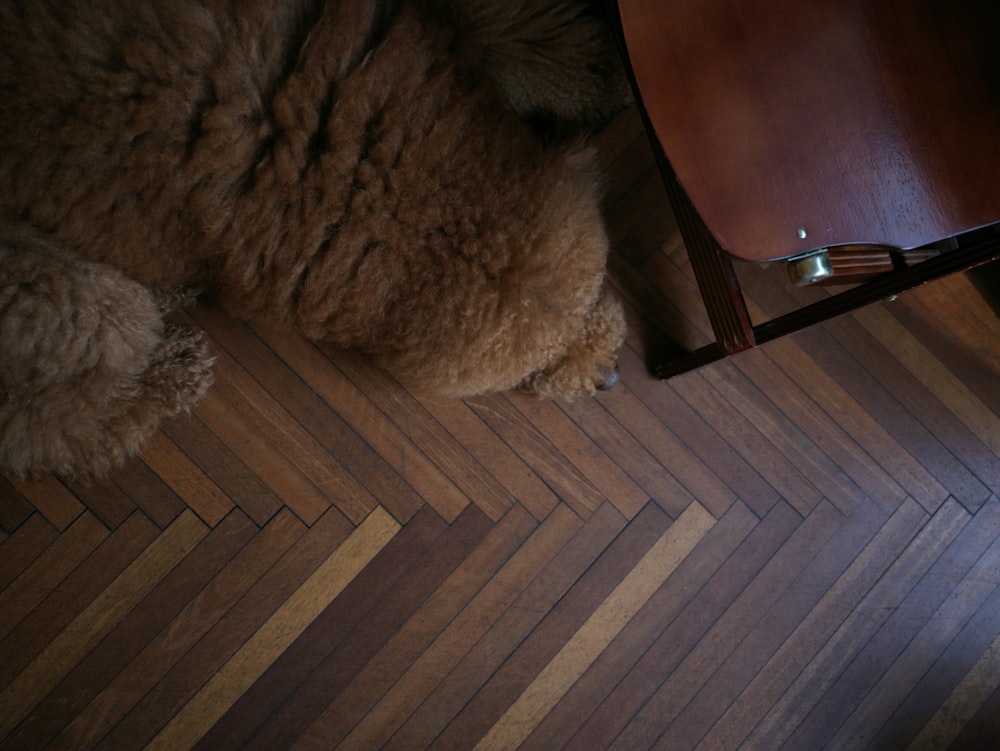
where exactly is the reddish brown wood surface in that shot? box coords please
[619,0,1000,261]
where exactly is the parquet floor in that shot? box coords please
[3,110,1000,750]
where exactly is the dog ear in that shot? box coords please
[421,0,633,141]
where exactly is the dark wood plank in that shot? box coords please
[8,475,83,531]
[0,513,57,594]
[111,461,186,530]
[300,504,537,748]
[0,512,108,643]
[159,414,283,527]
[0,512,158,691]
[467,394,605,520]
[4,510,255,750]
[563,499,816,750]
[427,502,670,749]
[829,500,1000,749]
[192,504,448,751]
[390,502,625,750]
[63,479,136,530]
[50,508,306,751]
[322,343,518,522]
[0,476,34,534]
[693,498,951,751]
[93,506,352,751]
[188,304,425,524]
[621,346,780,516]
[240,504,493,750]
[611,497,889,751]
[866,540,1000,749]
[522,499,766,750]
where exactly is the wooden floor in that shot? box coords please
[3,109,1000,750]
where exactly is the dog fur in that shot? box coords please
[0,0,627,477]
[0,226,214,479]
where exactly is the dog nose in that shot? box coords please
[597,366,620,391]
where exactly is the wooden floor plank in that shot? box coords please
[0,476,37,533]
[298,504,537,749]
[822,312,1000,506]
[159,413,284,527]
[474,502,715,750]
[94,506,354,751]
[564,499,810,751]
[189,505,444,751]
[0,511,108,643]
[889,277,1000,411]
[50,509,307,751]
[239,505,490,750]
[188,305,424,524]
[0,512,158,691]
[257,326,470,523]
[112,461,186,529]
[509,394,649,519]
[617,348,772,517]
[698,498,932,751]
[180,392,322,525]
[0,510,208,739]
[523,499,762,751]
[148,507,399,751]
[64,478,136,530]
[733,351,903,515]
[427,502,672,749]
[788,323,993,511]
[199,327,371,525]
[832,501,1000,750]
[599,348,738,518]
[8,475,83,531]
[766,336,949,511]
[855,305,1000,460]
[467,395,605,520]
[346,503,584,751]
[909,627,1000,751]
[609,497,888,751]
[390,502,627,750]
[677,365,821,516]
[417,393,562,521]
[575,383,711,519]
[140,430,236,528]
[0,514,57,595]
[784,497,999,751]
[741,498,970,751]
[319,344,519,523]
[5,510,257,751]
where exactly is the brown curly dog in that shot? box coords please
[0,0,628,477]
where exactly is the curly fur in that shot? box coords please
[0,0,627,476]
[0,226,214,479]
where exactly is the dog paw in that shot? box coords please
[142,324,215,413]
[517,289,626,398]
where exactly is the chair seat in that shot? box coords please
[618,0,1000,262]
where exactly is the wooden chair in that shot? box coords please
[607,0,1000,377]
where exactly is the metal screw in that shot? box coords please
[797,228,808,240]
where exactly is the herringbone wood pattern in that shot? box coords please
[2,110,1000,750]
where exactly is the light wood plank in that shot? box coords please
[0,510,208,737]
[144,507,399,751]
[474,502,715,750]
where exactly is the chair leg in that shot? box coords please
[654,159,757,372]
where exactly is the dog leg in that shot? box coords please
[0,238,214,479]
